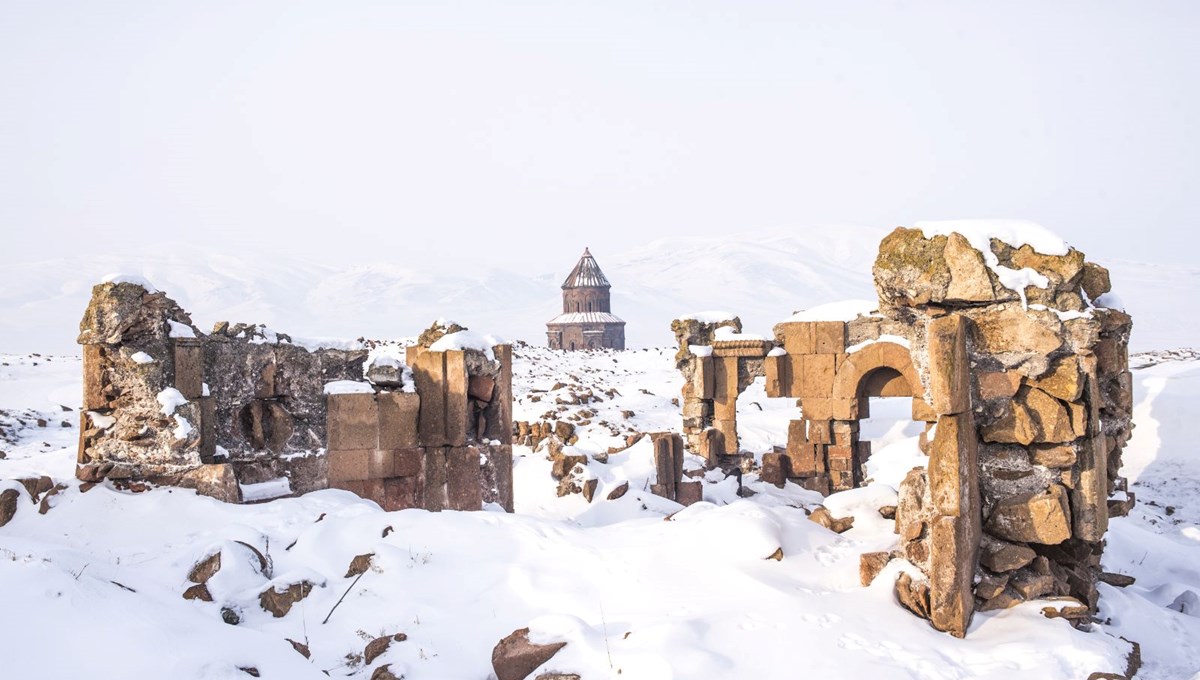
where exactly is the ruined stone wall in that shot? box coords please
[671,225,1133,638]
[76,281,513,512]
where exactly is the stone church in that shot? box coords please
[546,248,626,350]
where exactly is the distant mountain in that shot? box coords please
[0,229,1193,353]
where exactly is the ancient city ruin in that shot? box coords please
[75,281,513,512]
[671,225,1133,637]
[546,248,626,350]
[70,225,1133,644]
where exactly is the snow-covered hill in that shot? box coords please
[2,228,1193,355]
[1,347,1198,679]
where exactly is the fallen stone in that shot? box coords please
[808,506,854,534]
[985,485,1072,545]
[188,552,222,584]
[365,633,407,665]
[606,481,629,501]
[345,552,374,578]
[286,639,311,658]
[895,572,931,620]
[860,551,891,586]
[370,666,399,680]
[581,478,598,503]
[182,583,213,602]
[1098,572,1136,588]
[259,581,315,618]
[0,488,19,527]
[492,628,567,680]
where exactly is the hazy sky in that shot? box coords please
[2,1,1197,268]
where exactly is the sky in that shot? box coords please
[1,1,1198,270]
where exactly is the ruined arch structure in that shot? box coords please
[672,224,1133,638]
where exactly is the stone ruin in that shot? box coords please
[672,225,1133,637]
[75,280,513,512]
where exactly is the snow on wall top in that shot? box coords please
[546,312,625,325]
[678,311,738,323]
[782,299,877,324]
[914,219,1070,257]
[428,329,505,360]
[100,273,159,292]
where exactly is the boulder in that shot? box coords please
[364,633,407,665]
[606,481,629,501]
[985,485,1073,545]
[188,552,222,584]
[491,628,567,680]
[0,488,19,527]
[894,572,931,620]
[345,552,374,578]
[182,583,213,602]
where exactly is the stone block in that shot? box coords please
[174,341,205,400]
[713,418,737,455]
[82,345,106,410]
[786,441,822,475]
[481,443,514,512]
[761,452,788,487]
[912,398,937,423]
[977,371,1022,401]
[382,476,423,511]
[378,391,419,449]
[423,448,448,512]
[1029,444,1077,468]
[486,344,514,444]
[860,551,891,586]
[327,393,379,451]
[700,428,725,468]
[928,514,979,638]
[447,446,483,511]
[981,397,1037,446]
[801,397,831,421]
[812,321,847,354]
[1024,387,1075,444]
[676,480,703,506]
[1031,357,1084,402]
[408,347,447,447]
[831,398,861,421]
[927,315,970,416]
[764,354,788,398]
[199,396,216,463]
[328,449,370,483]
[799,353,836,398]
[368,449,395,478]
[808,419,832,445]
[777,322,815,355]
[393,447,423,477]
[444,350,469,447]
[695,355,715,400]
[985,485,1072,545]
[928,412,978,518]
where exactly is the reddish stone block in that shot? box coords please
[468,374,495,402]
[199,396,216,463]
[393,448,423,477]
[382,476,423,511]
[173,340,204,400]
[367,449,395,478]
[423,448,448,511]
[676,480,703,506]
[446,446,482,511]
[444,351,469,447]
[807,419,832,445]
[82,345,106,410]
[408,347,447,447]
[378,391,419,449]
[761,452,789,488]
[327,393,378,451]
[799,353,836,398]
[764,354,789,398]
[777,322,815,356]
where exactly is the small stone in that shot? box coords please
[287,638,311,658]
[985,485,1072,545]
[345,552,374,578]
[894,572,931,620]
[581,478,598,503]
[808,506,854,534]
[365,633,407,665]
[979,536,1037,573]
[259,581,315,618]
[860,551,890,586]
[0,488,19,528]
[878,505,897,520]
[766,547,784,561]
[606,481,629,501]
[491,628,567,680]
[1098,572,1135,588]
[188,552,222,584]
[182,583,213,602]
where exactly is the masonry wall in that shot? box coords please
[76,281,513,512]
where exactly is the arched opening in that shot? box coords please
[855,366,925,489]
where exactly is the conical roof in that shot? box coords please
[561,247,611,289]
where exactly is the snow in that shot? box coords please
[167,319,197,339]
[783,299,877,323]
[678,311,738,323]
[322,380,374,395]
[86,410,116,429]
[914,219,1070,257]
[767,347,787,357]
[100,272,159,292]
[173,414,193,440]
[688,344,713,357]
[240,478,294,502]
[846,334,911,354]
[156,387,188,415]
[428,329,504,360]
[714,326,765,342]
[130,351,155,364]
[1,347,1197,679]
[1095,292,1125,311]
[363,343,415,392]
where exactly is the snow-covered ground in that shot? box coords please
[3,346,1198,679]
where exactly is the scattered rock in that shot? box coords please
[808,506,854,534]
[606,481,629,501]
[286,638,311,658]
[182,584,213,602]
[860,551,891,586]
[0,488,19,527]
[979,536,1037,573]
[581,478,598,503]
[1098,572,1136,588]
[345,552,374,578]
[221,606,242,625]
[894,572,931,620]
[259,581,315,618]
[364,633,407,665]
[877,505,896,520]
[370,665,400,680]
[766,547,784,561]
[492,627,568,680]
[188,552,222,584]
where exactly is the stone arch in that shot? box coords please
[832,342,922,401]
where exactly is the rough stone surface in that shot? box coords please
[491,628,567,680]
[985,485,1073,545]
